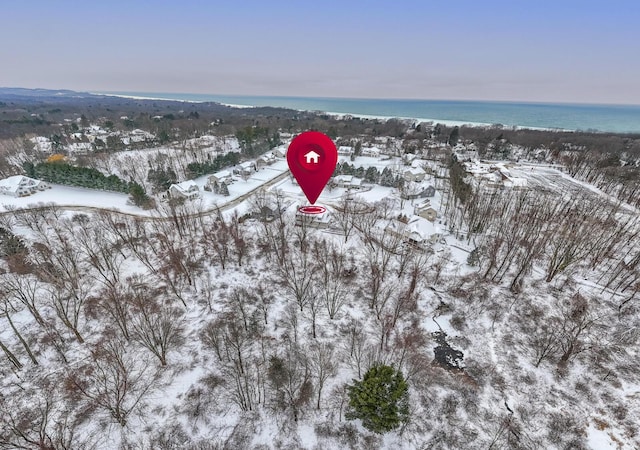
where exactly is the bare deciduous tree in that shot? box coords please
[66,337,159,427]
[309,342,337,409]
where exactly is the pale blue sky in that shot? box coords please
[2,0,639,104]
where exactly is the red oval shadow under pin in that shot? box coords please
[287,131,338,205]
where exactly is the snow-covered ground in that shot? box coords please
[1,143,639,449]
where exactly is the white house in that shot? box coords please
[235,161,257,177]
[30,136,53,153]
[256,152,276,168]
[403,167,426,182]
[273,146,287,158]
[385,216,442,248]
[208,170,232,189]
[295,207,331,229]
[338,146,354,157]
[332,175,363,190]
[66,142,93,155]
[414,200,438,222]
[169,180,200,200]
[401,182,435,199]
[361,146,381,157]
[0,176,50,197]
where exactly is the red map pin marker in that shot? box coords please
[287,131,338,205]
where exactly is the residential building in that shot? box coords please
[403,167,426,182]
[208,170,232,187]
[0,176,50,197]
[235,161,257,177]
[169,180,200,200]
[414,200,438,222]
[256,152,276,168]
[332,175,363,190]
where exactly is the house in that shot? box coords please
[209,170,232,187]
[235,161,257,177]
[385,216,442,248]
[403,167,426,182]
[129,129,155,143]
[169,180,200,200]
[273,146,287,158]
[256,152,276,168]
[66,142,93,155]
[295,207,331,229]
[332,175,363,190]
[0,176,50,197]
[401,182,436,199]
[338,146,354,157]
[361,146,381,157]
[31,136,53,153]
[414,200,438,222]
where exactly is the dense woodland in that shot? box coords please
[0,90,640,449]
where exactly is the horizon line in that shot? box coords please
[2,86,640,108]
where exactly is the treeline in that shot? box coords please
[235,126,281,157]
[186,151,241,178]
[23,161,130,192]
[22,161,151,207]
[333,162,403,187]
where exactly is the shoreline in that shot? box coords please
[93,91,581,134]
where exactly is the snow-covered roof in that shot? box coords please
[405,167,426,176]
[212,170,231,179]
[415,199,432,210]
[362,146,381,155]
[66,142,92,152]
[258,152,275,160]
[240,161,255,169]
[0,176,27,189]
[0,176,39,194]
[176,180,198,190]
[405,216,441,242]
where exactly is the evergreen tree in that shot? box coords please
[22,161,35,178]
[365,166,379,183]
[380,167,395,187]
[346,365,409,434]
[219,182,230,196]
[448,126,460,146]
[129,182,152,208]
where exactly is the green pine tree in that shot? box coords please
[128,182,152,208]
[346,365,409,434]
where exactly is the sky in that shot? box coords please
[2,0,640,105]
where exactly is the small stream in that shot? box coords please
[432,330,465,371]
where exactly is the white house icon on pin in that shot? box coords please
[304,151,320,164]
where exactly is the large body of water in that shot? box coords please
[101,92,640,134]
